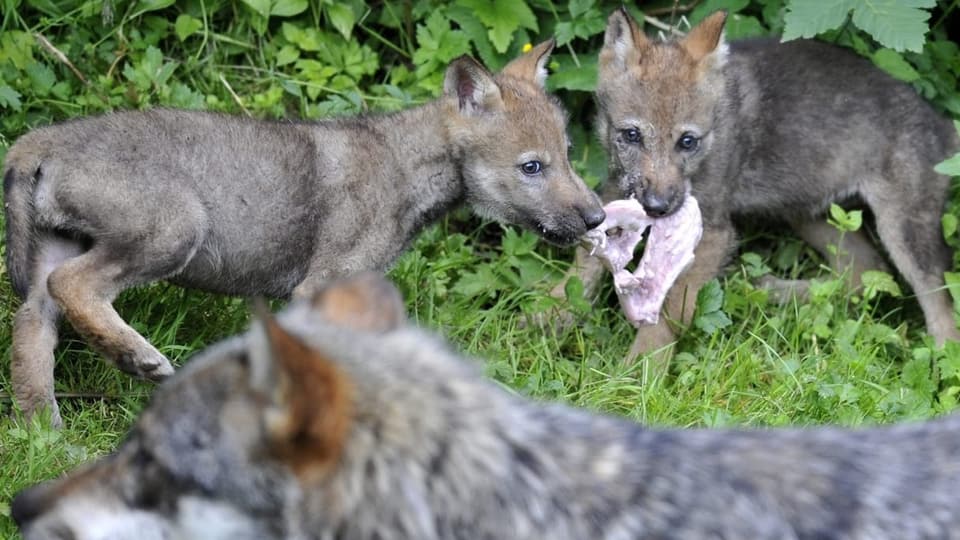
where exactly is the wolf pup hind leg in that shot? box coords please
[14,273,960,539]
[3,41,604,426]
[592,8,960,362]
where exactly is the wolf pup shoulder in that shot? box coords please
[13,272,960,540]
[3,41,604,426]
[586,8,960,362]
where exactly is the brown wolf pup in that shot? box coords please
[2,41,605,426]
[572,8,960,362]
[13,272,960,539]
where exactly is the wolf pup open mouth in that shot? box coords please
[582,197,703,326]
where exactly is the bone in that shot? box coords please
[582,197,703,326]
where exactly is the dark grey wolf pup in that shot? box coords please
[579,8,960,362]
[3,41,605,426]
[13,272,960,539]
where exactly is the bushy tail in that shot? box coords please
[3,164,38,299]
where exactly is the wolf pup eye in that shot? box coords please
[622,128,642,145]
[520,160,543,175]
[676,133,700,151]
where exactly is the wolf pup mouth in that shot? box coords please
[582,197,703,326]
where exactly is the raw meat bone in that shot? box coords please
[582,197,703,326]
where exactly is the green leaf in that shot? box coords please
[271,0,308,17]
[240,0,271,19]
[935,123,960,175]
[828,204,862,232]
[944,272,960,308]
[547,54,596,92]
[782,0,855,42]
[849,0,934,53]
[457,0,538,53]
[942,213,958,240]
[174,14,203,41]
[134,0,175,14]
[569,0,596,18]
[275,45,300,66]
[782,0,934,52]
[860,270,902,300]
[902,351,935,396]
[697,279,725,313]
[0,84,22,111]
[326,3,356,39]
[724,14,766,40]
[447,6,499,69]
[26,62,56,95]
[871,48,919,82]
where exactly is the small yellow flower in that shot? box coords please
[522,43,533,53]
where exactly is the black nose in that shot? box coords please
[580,206,606,230]
[11,485,43,528]
[641,192,671,217]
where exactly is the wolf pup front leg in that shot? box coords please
[593,8,960,363]
[3,41,604,426]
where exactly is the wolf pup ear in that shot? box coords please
[501,39,555,88]
[309,272,406,333]
[600,7,647,73]
[444,55,505,116]
[248,307,353,478]
[681,11,728,64]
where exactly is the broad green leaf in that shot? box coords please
[945,272,960,307]
[849,0,933,53]
[569,0,596,18]
[457,0,537,53]
[871,48,919,82]
[547,55,596,92]
[861,270,902,300]
[275,45,300,66]
[134,0,175,14]
[942,213,958,240]
[782,0,856,42]
[690,0,750,25]
[828,204,862,232]
[935,153,960,176]
[447,6,499,69]
[271,0,308,17]
[240,0,271,19]
[326,3,356,39]
[724,14,766,39]
[783,0,934,52]
[174,14,203,41]
[697,279,725,314]
[26,62,56,95]
[0,84,22,111]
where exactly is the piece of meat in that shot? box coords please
[582,197,703,326]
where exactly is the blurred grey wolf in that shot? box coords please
[3,41,604,426]
[572,8,960,362]
[13,272,960,539]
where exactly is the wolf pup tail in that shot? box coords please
[3,163,38,299]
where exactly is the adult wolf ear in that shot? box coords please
[501,39,555,88]
[444,55,505,116]
[248,305,353,478]
[599,7,647,74]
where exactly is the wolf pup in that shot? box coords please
[3,41,605,426]
[577,8,960,362]
[13,272,960,539]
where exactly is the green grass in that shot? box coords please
[2,1,960,537]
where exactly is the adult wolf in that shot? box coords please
[580,8,959,362]
[3,41,604,426]
[13,272,960,539]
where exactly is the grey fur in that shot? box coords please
[591,9,960,362]
[13,273,960,540]
[3,44,604,426]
